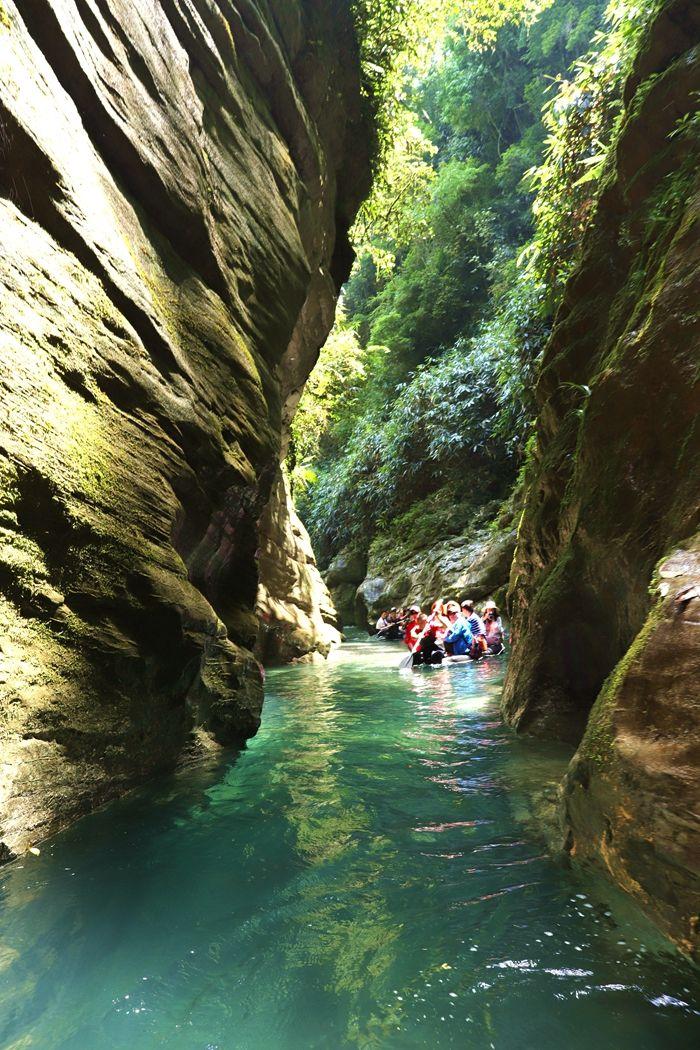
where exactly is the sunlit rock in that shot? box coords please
[0,0,371,855]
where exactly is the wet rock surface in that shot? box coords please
[563,540,700,956]
[503,0,700,951]
[0,0,371,855]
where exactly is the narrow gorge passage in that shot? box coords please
[1,638,697,1048]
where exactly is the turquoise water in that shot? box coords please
[0,637,698,1049]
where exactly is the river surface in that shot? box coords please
[0,637,698,1049]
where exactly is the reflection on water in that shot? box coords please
[0,638,698,1049]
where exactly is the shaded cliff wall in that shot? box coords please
[503,0,699,952]
[0,0,372,857]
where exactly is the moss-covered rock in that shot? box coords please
[503,0,700,950]
[0,0,372,856]
[562,538,700,956]
[354,491,517,628]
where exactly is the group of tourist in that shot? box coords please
[375,600,505,664]
[374,608,407,640]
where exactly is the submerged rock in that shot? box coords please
[0,0,372,855]
[503,0,700,952]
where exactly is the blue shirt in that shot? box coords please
[444,616,474,655]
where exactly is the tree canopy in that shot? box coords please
[297,0,661,566]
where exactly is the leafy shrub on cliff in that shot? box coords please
[288,310,368,496]
[523,0,663,294]
[299,269,543,563]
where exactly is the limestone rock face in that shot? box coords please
[355,524,516,630]
[256,467,340,663]
[503,0,700,951]
[0,0,371,855]
[324,546,367,626]
[325,548,368,588]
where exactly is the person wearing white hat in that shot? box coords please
[483,603,505,654]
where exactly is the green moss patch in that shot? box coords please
[579,598,665,767]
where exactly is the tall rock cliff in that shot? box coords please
[0,0,372,857]
[256,465,340,663]
[503,0,700,953]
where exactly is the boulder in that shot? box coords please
[325,548,368,587]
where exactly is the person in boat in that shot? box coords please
[413,602,450,665]
[376,610,400,640]
[483,604,505,655]
[443,600,474,656]
[383,609,403,640]
[403,605,422,648]
[482,599,503,631]
[460,600,488,659]
[406,611,426,652]
[430,600,452,643]
[395,607,409,639]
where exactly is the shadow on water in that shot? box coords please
[0,638,698,1049]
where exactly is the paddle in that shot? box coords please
[398,647,415,670]
[398,619,432,669]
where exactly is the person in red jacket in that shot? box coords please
[413,601,451,664]
[404,606,423,649]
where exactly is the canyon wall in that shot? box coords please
[256,466,340,663]
[351,508,517,631]
[0,0,372,857]
[503,0,699,953]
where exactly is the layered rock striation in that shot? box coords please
[503,0,700,952]
[0,0,372,856]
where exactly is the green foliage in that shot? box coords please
[297,0,665,566]
[351,0,560,163]
[363,158,499,374]
[348,0,608,386]
[370,487,470,560]
[288,310,367,496]
[299,269,545,562]
[524,0,662,294]
[351,113,437,274]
